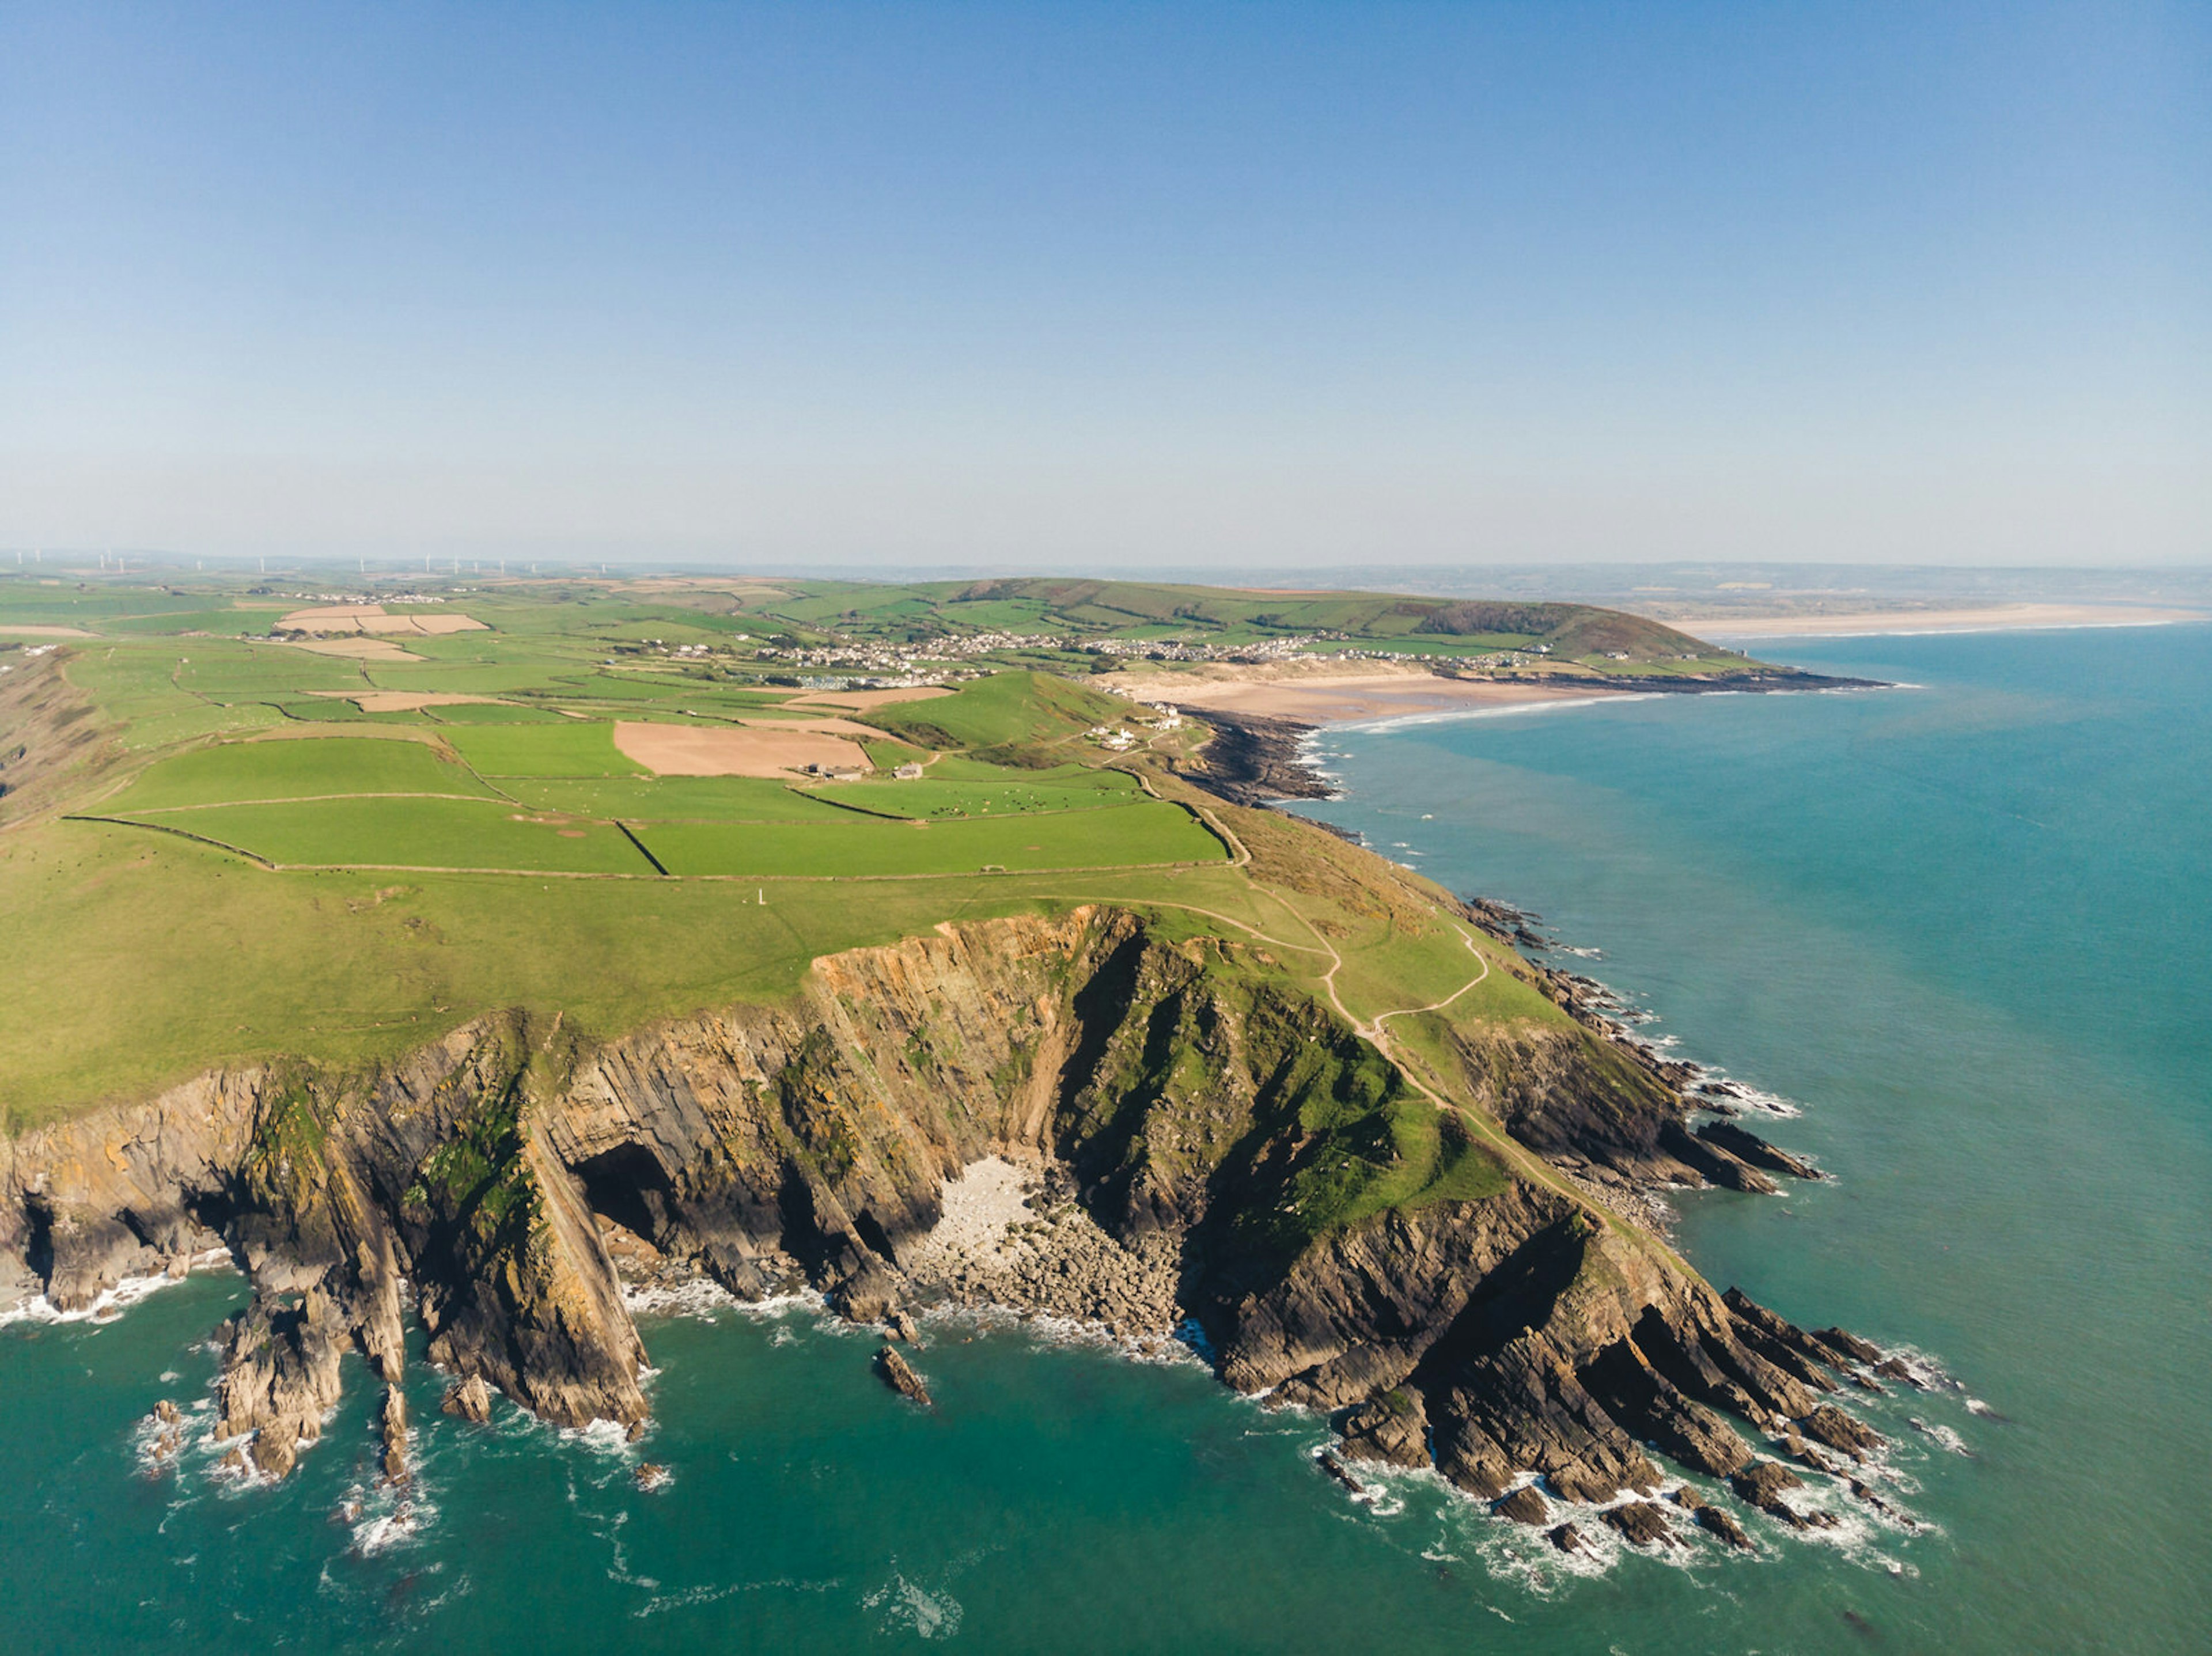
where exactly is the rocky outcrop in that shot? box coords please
[1696,1120,1825,1181]
[1603,1500,1676,1547]
[1429,960,1828,1210]
[1495,1484,1549,1525]
[874,1346,932,1407]
[1178,710,1330,808]
[214,1288,348,1478]
[380,1385,410,1483]
[1,906,1891,1528]
[1338,1388,1429,1468]
[441,1373,493,1424]
[1673,1485,1753,1549]
[1730,1458,1834,1529]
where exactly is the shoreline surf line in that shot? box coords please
[1690,610,2206,641]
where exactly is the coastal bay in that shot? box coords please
[3,608,2200,1653]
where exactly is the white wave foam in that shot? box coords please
[636,1575,843,1619]
[0,1248,234,1331]
[1335,694,1657,736]
[1871,1343,1956,1389]
[622,1275,739,1318]
[561,1417,637,1456]
[916,1301,1203,1369]
[863,1570,964,1640]
[1910,1418,1973,1457]
[351,1498,433,1557]
[732,1287,830,1321]
[1710,619,2195,641]
[1325,1425,1942,1593]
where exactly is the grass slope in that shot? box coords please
[862,671,1125,755]
[111,797,657,874]
[0,559,1628,1275]
[638,800,1224,878]
[100,735,493,812]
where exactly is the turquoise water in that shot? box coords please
[5,625,2206,1652]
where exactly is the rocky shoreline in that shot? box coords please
[3,905,1907,1555]
[1175,707,1334,808]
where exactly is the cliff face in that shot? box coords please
[0,649,109,829]
[2,906,1879,1525]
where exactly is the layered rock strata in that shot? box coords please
[2,907,1891,1540]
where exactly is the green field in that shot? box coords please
[100,735,494,812]
[442,721,648,778]
[501,776,858,822]
[638,800,1224,877]
[419,701,578,724]
[864,672,1123,753]
[2,565,1751,1140]
[111,795,657,874]
[815,772,1143,820]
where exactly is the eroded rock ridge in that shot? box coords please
[2,907,1885,1534]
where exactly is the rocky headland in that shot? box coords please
[1,904,1906,1544]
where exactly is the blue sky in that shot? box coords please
[2,2,2204,567]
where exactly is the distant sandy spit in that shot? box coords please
[1688,604,2206,638]
[613,719,871,777]
[1099,666,1615,724]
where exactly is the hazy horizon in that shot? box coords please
[5,2,2206,568]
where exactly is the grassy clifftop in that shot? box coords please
[1,570,1628,1140]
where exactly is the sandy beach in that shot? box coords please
[1100,661,1619,724]
[1685,603,2204,638]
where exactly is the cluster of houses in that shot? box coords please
[1085,632,1327,663]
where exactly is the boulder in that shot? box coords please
[1494,1485,1549,1526]
[1797,1403,1884,1460]
[1600,1501,1676,1548]
[1729,1458,1828,1528]
[1338,1389,1430,1469]
[1316,1451,1365,1495]
[874,1345,932,1407]
[441,1373,494,1424]
[1693,1502,1753,1549]
[1815,1327,1886,1365]
[379,1384,409,1484]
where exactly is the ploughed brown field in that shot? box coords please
[310,691,511,713]
[276,604,489,636]
[612,719,872,776]
[277,636,426,660]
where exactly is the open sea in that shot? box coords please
[5,624,2206,1653]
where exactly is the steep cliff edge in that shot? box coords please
[2,906,1888,1532]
